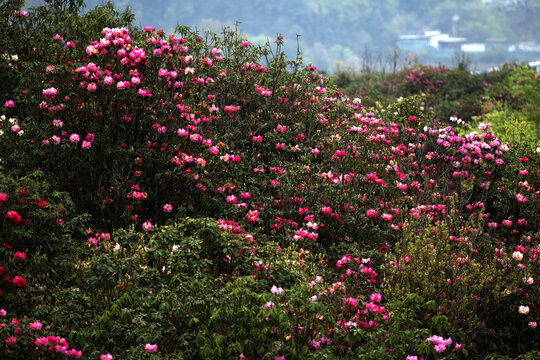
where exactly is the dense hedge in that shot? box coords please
[0,1,538,359]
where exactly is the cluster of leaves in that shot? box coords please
[0,1,538,359]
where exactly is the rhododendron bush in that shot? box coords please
[0,0,538,359]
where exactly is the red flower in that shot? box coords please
[37,198,48,209]
[14,252,26,262]
[6,210,21,224]
[12,275,26,287]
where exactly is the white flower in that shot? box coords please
[512,251,523,261]
[112,243,121,252]
[11,55,18,62]
[518,305,529,315]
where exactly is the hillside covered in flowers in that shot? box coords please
[0,1,538,359]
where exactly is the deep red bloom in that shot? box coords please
[37,198,48,209]
[12,276,26,287]
[14,252,26,262]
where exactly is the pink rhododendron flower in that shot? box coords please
[162,203,173,213]
[87,82,97,92]
[14,252,26,262]
[271,285,283,295]
[29,322,42,331]
[145,343,157,353]
[5,336,16,346]
[518,305,529,315]
[142,221,152,232]
[370,293,382,303]
[4,100,15,108]
[241,40,250,47]
[101,354,113,360]
[264,301,275,308]
[12,275,26,287]
[6,210,21,224]
[366,209,377,218]
[69,133,80,143]
[321,206,332,215]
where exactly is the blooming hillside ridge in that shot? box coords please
[0,1,538,359]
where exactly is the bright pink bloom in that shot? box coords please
[101,354,113,360]
[81,140,92,150]
[87,82,97,92]
[145,343,157,353]
[5,336,16,346]
[6,210,21,224]
[162,204,173,213]
[14,252,26,262]
[321,206,332,215]
[241,40,250,47]
[4,100,15,108]
[142,221,152,232]
[69,133,80,143]
[240,192,251,199]
[29,322,42,331]
[366,209,377,218]
[502,219,513,227]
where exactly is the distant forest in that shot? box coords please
[27,0,540,71]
